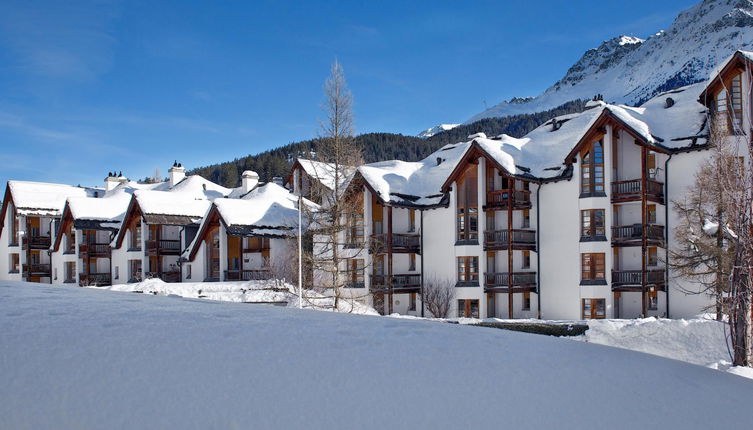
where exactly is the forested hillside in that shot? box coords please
[190,99,587,187]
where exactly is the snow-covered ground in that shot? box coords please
[1,282,752,429]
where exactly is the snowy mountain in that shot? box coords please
[468,0,753,122]
[417,123,460,138]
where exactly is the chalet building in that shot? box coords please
[182,182,307,282]
[288,158,354,204]
[0,181,101,283]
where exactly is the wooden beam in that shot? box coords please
[641,145,648,317]
[507,179,514,319]
[387,206,393,315]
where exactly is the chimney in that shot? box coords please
[105,172,120,191]
[241,170,259,193]
[169,161,186,188]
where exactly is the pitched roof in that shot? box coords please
[7,181,99,216]
[293,158,355,191]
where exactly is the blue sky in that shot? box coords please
[0,0,697,188]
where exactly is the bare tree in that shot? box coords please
[302,60,369,311]
[422,277,455,318]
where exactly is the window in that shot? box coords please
[54,268,57,280]
[65,262,76,283]
[408,209,416,232]
[648,247,658,266]
[129,259,142,282]
[582,298,606,319]
[8,203,18,245]
[580,209,606,240]
[457,299,480,318]
[114,266,119,280]
[345,211,364,247]
[185,264,191,280]
[522,292,531,311]
[648,291,658,311]
[522,209,530,228]
[9,254,19,273]
[522,251,531,269]
[409,253,416,271]
[346,258,364,288]
[715,73,743,132]
[456,164,478,243]
[647,204,656,224]
[581,253,606,284]
[457,256,479,286]
[580,141,605,196]
[409,292,416,311]
[129,220,142,250]
[647,151,656,178]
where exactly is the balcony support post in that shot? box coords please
[507,178,514,319]
[641,144,648,317]
[387,206,393,315]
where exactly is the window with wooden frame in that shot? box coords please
[457,256,479,286]
[456,164,479,243]
[8,203,18,246]
[647,204,657,224]
[582,298,606,319]
[648,290,658,311]
[647,247,658,266]
[345,258,364,288]
[129,220,142,251]
[457,299,480,318]
[64,225,75,253]
[9,253,19,273]
[486,165,496,192]
[129,259,142,282]
[580,209,606,241]
[522,209,530,228]
[580,140,605,197]
[65,261,76,283]
[522,250,531,269]
[345,213,364,247]
[714,72,743,133]
[581,253,606,284]
[409,253,416,271]
[647,151,657,179]
[522,292,531,311]
[408,209,416,232]
[409,292,416,311]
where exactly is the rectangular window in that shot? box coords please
[456,165,478,243]
[648,291,658,311]
[185,264,191,280]
[130,220,142,250]
[522,209,530,228]
[8,203,18,245]
[129,259,142,282]
[648,247,658,266]
[409,253,416,271]
[522,292,531,311]
[580,141,604,196]
[346,258,364,288]
[408,209,416,232]
[345,212,364,247]
[65,262,76,283]
[409,292,416,311]
[522,250,531,269]
[580,209,606,240]
[647,204,657,224]
[457,256,479,285]
[54,268,58,280]
[457,299,480,318]
[114,266,119,280]
[9,254,19,273]
[581,253,606,282]
[582,298,606,319]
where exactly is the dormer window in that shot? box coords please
[580,140,605,197]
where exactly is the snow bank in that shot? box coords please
[1,282,751,429]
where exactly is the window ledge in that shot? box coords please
[127,248,142,252]
[455,282,479,288]
[580,236,607,243]
[64,280,76,284]
[63,251,75,255]
[8,243,18,247]
[580,280,608,286]
[579,192,607,199]
[345,283,365,289]
[454,240,479,246]
[8,270,19,274]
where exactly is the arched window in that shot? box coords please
[580,141,605,196]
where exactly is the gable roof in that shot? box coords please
[289,158,355,192]
[698,50,753,106]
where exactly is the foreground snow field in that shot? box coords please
[1,283,752,430]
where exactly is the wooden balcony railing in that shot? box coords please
[146,239,181,255]
[611,179,664,202]
[371,274,421,291]
[224,269,273,281]
[22,236,51,250]
[79,273,111,286]
[484,229,536,250]
[79,243,111,257]
[611,224,665,245]
[611,269,665,286]
[370,233,420,253]
[484,272,537,287]
[23,264,51,276]
[485,189,531,210]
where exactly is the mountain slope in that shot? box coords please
[468,0,753,122]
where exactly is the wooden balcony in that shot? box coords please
[484,229,536,251]
[611,224,665,247]
[611,179,664,204]
[611,269,666,291]
[224,269,273,281]
[370,233,420,254]
[22,236,51,250]
[146,239,181,256]
[370,274,421,293]
[79,273,111,286]
[23,263,51,277]
[79,243,111,258]
[484,272,537,293]
[483,189,531,211]
[146,271,181,283]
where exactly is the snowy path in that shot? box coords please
[1,283,752,430]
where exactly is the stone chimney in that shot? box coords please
[241,170,259,193]
[105,171,127,191]
[169,161,186,188]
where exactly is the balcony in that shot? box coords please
[611,269,666,290]
[611,179,664,203]
[23,263,51,277]
[484,272,537,293]
[22,235,51,250]
[146,239,181,256]
[78,273,111,286]
[146,271,181,283]
[370,274,421,293]
[484,229,536,251]
[224,269,273,281]
[611,224,665,247]
[370,233,420,254]
[484,189,531,211]
[79,243,111,258]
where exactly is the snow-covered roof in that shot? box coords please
[67,189,132,223]
[7,181,99,216]
[168,175,232,199]
[296,158,355,191]
[218,183,312,231]
[134,190,212,220]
